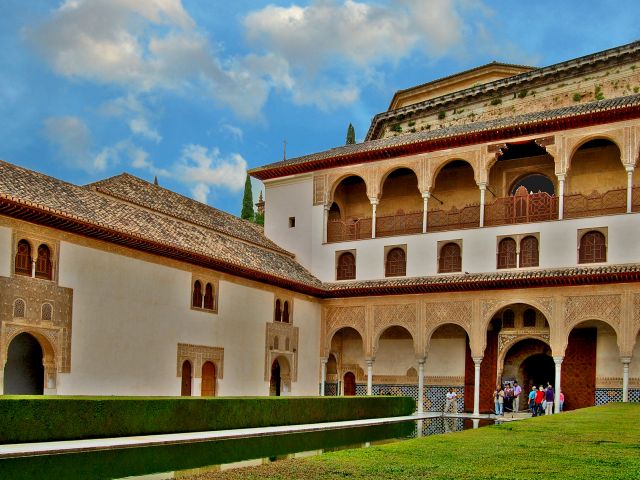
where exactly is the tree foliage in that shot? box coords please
[346,123,356,145]
[241,174,254,221]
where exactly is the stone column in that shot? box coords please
[417,358,426,414]
[626,166,634,213]
[473,356,483,416]
[422,192,430,233]
[479,183,486,227]
[557,174,566,220]
[553,356,563,414]
[322,204,330,243]
[622,356,631,402]
[370,199,378,239]
[366,359,374,395]
[320,358,327,396]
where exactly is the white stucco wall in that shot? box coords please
[426,338,466,377]
[264,175,315,269]
[52,241,321,396]
[0,226,11,277]
[595,330,621,378]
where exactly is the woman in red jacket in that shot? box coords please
[534,386,545,416]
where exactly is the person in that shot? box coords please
[513,381,522,413]
[494,385,504,416]
[528,386,537,415]
[559,391,565,412]
[444,388,458,414]
[545,384,555,415]
[504,383,513,413]
[534,386,545,416]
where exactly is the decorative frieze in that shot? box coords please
[373,303,417,340]
[264,321,299,382]
[564,294,622,330]
[425,301,472,332]
[325,305,366,338]
[176,343,224,379]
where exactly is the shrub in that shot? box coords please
[437,111,446,120]
[517,90,528,98]
[573,93,582,102]
[390,124,402,133]
[595,85,604,100]
[490,98,502,105]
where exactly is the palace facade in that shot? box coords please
[3,41,640,413]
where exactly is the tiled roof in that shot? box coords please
[0,161,322,290]
[251,93,640,179]
[88,173,289,255]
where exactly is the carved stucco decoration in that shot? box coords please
[427,150,481,189]
[596,377,640,388]
[564,294,622,333]
[325,305,366,343]
[481,297,553,328]
[264,321,299,382]
[0,275,72,376]
[424,301,472,343]
[176,343,224,379]
[565,128,626,170]
[497,331,551,368]
[633,294,640,337]
[372,303,417,354]
[341,363,366,383]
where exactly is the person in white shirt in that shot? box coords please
[444,388,458,414]
[513,381,522,413]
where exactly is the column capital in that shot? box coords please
[321,357,328,365]
[556,173,566,182]
[621,356,632,365]
[417,357,426,366]
[323,203,331,211]
[369,197,379,206]
[366,358,375,367]
[553,355,564,365]
[472,356,483,365]
[478,182,487,190]
[421,191,431,199]
[625,165,635,173]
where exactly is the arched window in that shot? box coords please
[192,280,203,308]
[15,240,32,276]
[385,248,406,277]
[282,301,290,323]
[203,283,214,310]
[579,231,606,264]
[497,238,517,269]
[274,299,282,322]
[502,309,515,329]
[41,303,53,321]
[181,360,192,396]
[438,243,461,273]
[336,252,356,280]
[13,299,25,318]
[35,244,52,280]
[519,236,539,268]
[523,308,536,327]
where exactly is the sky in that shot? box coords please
[1,1,639,216]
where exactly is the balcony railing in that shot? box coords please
[376,211,423,238]
[428,205,480,232]
[485,191,558,227]
[327,217,372,242]
[564,188,626,219]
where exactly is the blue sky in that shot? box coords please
[1,0,639,215]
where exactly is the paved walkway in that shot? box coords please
[0,411,524,459]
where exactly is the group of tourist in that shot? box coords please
[494,382,565,416]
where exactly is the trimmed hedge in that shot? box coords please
[0,395,414,444]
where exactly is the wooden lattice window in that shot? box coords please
[385,248,406,277]
[274,299,282,322]
[438,243,461,273]
[502,309,515,329]
[35,244,53,280]
[336,252,356,280]
[523,308,536,328]
[497,238,517,269]
[282,301,290,323]
[203,283,214,310]
[14,240,32,276]
[519,236,539,268]
[13,299,25,318]
[579,231,606,264]
[192,280,203,308]
[41,303,53,321]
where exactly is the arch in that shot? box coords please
[567,135,623,169]
[499,338,554,389]
[328,174,371,204]
[497,335,552,373]
[41,303,53,321]
[327,326,366,353]
[578,230,606,264]
[203,283,214,310]
[372,324,416,358]
[192,280,203,308]
[523,308,537,328]
[13,299,25,318]
[343,371,356,396]
[385,247,406,277]
[481,300,554,341]
[282,301,290,323]
[14,239,32,276]
[431,158,479,187]
[274,299,282,322]
[201,361,216,396]
[378,165,421,195]
[424,321,471,353]
[497,237,517,269]
[3,332,44,395]
[336,252,356,280]
[35,244,52,280]
[327,353,338,375]
[519,236,539,268]
[270,356,291,397]
[181,360,192,396]
[438,242,461,273]
[510,173,555,196]
[328,202,342,221]
[563,318,621,352]
[502,309,515,328]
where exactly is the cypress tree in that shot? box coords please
[241,174,254,221]
[346,123,356,145]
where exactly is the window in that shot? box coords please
[35,244,52,280]
[203,283,214,310]
[282,301,290,323]
[192,280,203,308]
[14,240,31,276]
[336,252,356,280]
[519,236,539,268]
[274,299,282,322]
[579,230,606,264]
[288,217,296,228]
[41,303,53,321]
[438,243,461,273]
[385,247,406,277]
[523,308,536,327]
[13,299,25,318]
[497,238,517,269]
[502,309,515,329]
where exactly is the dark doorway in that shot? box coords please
[270,360,281,396]
[181,360,192,396]
[344,371,356,396]
[3,333,44,395]
[520,353,555,389]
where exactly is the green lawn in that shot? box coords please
[191,403,640,480]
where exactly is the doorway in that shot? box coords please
[343,371,356,396]
[3,333,44,395]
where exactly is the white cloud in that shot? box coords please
[101,94,163,143]
[219,123,244,142]
[175,144,247,203]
